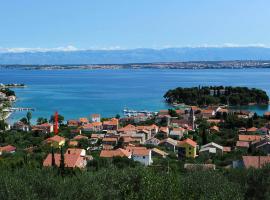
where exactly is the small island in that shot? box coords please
[164,86,269,106]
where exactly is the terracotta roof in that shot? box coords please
[100,148,131,158]
[66,148,84,155]
[79,118,89,123]
[102,144,114,150]
[201,109,214,114]
[243,156,270,168]
[69,140,78,147]
[73,135,88,140]
[160,138,178,146]
[43,153,85,168]
[91,122,102,126]
[223,146,231,152]
[136,124,158,131]
[0,145,16,152]
[207,119,222,124]
[159,126,169,133]
[125,146,150,156]
[178,138,197,148]
[91,134,104,139]
[236,141,250,148]
[118,124,136,132]
[46,135,65,143]
[238,135,261,142]
[152,148,168,156]
[82,124,93,129]
[175,110,185,115]
[67,120,79,126]
[264,112,270,116]
[190,106,200,111]
[103,118,118,126]
[246,127,258,132]
[102,137,118,142]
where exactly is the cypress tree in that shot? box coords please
[59,146,65,175]
[51,146,56,167]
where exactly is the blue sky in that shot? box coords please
[0,0,270,50]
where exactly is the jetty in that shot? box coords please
[3,107,35,112]
[123,108,157,117]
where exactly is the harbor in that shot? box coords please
[123,108,157,117]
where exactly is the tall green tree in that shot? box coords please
[51,147,56,167]
[59,146,65,176]
[26,112,32,125]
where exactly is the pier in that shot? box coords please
[3,107,35,112]
[123,108,157,117]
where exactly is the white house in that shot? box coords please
[91,114,101,122]
[199,142,224,155]
[126,146,153,166]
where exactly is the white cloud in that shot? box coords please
[0,45,78,53]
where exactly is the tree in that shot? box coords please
[168,109,178,117]
[202,128,208,145]
[59,146,65,176]
[26,112,32,125]
[51,147,56,167]
[20,117,28,125]
[115,114,121,119]
[0,120,7,131]
[50,114,64,125]
[37,117,48,125]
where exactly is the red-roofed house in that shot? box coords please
[178,138,197,158]
[238,135,261,142]
[43,151,87,169]
[0,145,16,155]
[125,146,152,166]
[242,156,270,169]
[103,118,119,130]
[45,135,66,148]
[100,148,131,158]
[32,123,53,134]
[67,120,80,127]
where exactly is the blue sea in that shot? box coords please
[1,68,270,123]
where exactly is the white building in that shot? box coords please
[91,114,101,122]
[132,149,152,166]
[126,146,153,166]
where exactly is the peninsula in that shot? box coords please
[164,86,269,106]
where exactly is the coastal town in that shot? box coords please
[1,86,270,170]
[1,86,270,199]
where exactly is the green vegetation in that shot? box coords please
[164,86,269,106]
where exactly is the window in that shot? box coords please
[143,156,145,159]
[189,147,192,150]
[189,152,191,154]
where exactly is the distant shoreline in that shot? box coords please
[1,60,270,70]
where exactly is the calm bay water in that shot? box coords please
[1,68,270,123]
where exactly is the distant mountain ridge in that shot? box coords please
[1,47,270,65]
